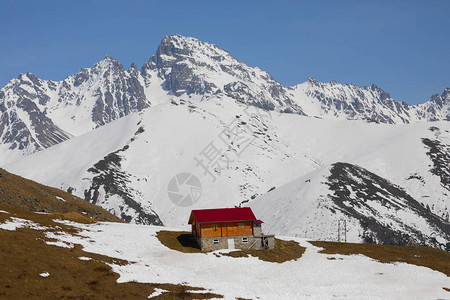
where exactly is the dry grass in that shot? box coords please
[0,205,222,299]
[0,168,121,222]
[156,231,306,263]
[156,230,203,253]
[222,238,306,263]
[311,241,450,276]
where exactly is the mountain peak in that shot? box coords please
[427,88,450,107]
[156,34,226,59]
[100,55,121,66]
[442,88,450,100]
[15,72,42,86]
[91,55,124,73]
[306,77,319,84]
[161,34,213,47]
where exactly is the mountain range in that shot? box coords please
[1,34,449,249]
[1,35,449,163]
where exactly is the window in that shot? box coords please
[242,237,248,243]
[213,239,219,244]
[213,224,218,231]
[238,223,245,229]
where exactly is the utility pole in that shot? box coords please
[338,219,347,243]
[338,220,340,242]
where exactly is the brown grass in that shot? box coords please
[0,205,222,299]
[156,230,203,253]
[311,241,450,276]
[156,231,306,263]
[0,168,121,222]
[221,238,306,263]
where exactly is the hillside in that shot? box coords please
[0,168,120,222]
[0,209,448,299]
[250,162,450,249]
[0,205,220,299]
[4,97,449,248]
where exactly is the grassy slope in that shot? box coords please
[221,238,306,263]
[0,168,120,222]
[311,241,450,276]
[0,169,222,298]
[0,205,222,299]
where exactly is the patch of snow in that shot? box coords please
[39,272,50,278]
[45,240,74,248]
[78,256,92,261]
[45,231,82,247]
[147,288,167,298]
[55,196,66,202]
[0,217,47,231]
[0,210,9,214]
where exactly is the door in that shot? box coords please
[227,238,235,249]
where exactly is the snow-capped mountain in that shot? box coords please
[0,73,72,158]
[141,35,303,113]
[290,79,450,123]
[4,95,449,248]
[1,34,448,163]
[1,34,449,248]
[418,88,450,121]
[0,57,150,163]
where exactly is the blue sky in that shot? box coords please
[0,0,449,105]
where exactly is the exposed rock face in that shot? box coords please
[422,128,450,192]
[66,56,149,127]
[327,162,449,249]
[141,35,303,113]
[290,78,450,124]
[0,73,72,154]
[417,88,450,121]
[85,147,163,225]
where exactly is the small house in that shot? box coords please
[188,207,275,251]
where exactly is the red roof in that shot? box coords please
[188,207,257,224]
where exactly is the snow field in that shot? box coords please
[47,221,450,300]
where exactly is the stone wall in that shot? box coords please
[197,235,275,251]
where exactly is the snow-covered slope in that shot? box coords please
[1,34,448,163]
[4,94,449,248]
[250,162,449,249]
[27,220,450,299]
